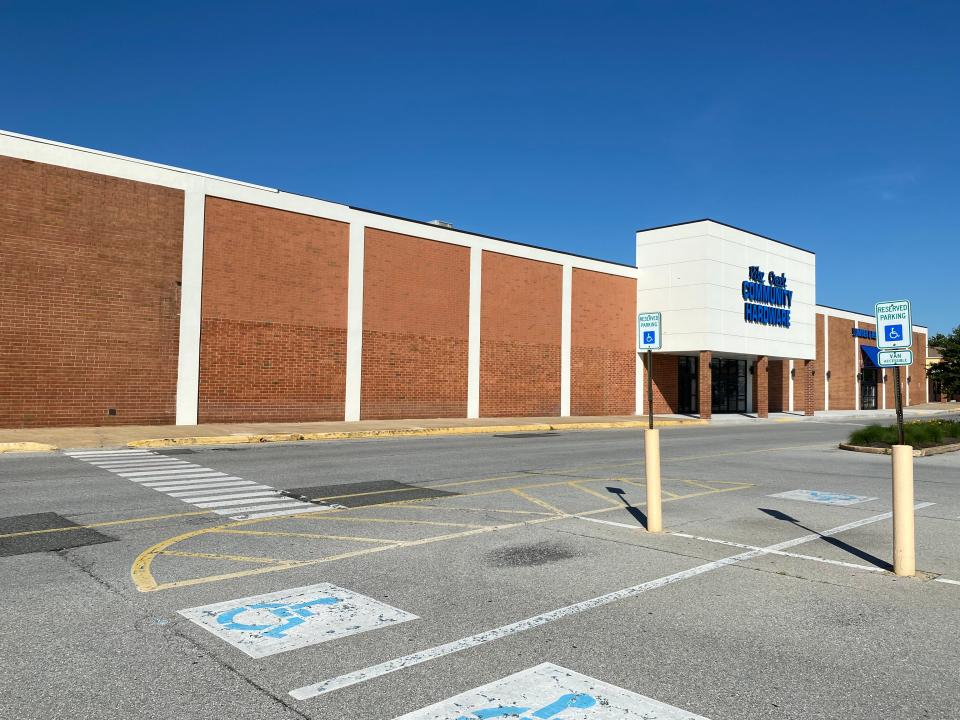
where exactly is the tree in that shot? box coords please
[927,326,960,398]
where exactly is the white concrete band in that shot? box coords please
[853,320,863,410]
[344,221,365,422]
[560,266,572,417]
[175,188,206,425]
[823,318,830,411]
[467,247,483,418]
[788,359,795,413]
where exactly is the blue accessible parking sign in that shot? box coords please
[637,312,662,350]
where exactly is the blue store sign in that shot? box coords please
[742,265,792,328]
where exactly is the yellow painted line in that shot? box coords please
[388,504,555,517]
[211,528,400,544]
[0,510,212,539]
[510,488,567,515]
[295,516,487,529]
[160,550,299,565]
[132,482,750,592]
[565,481,624,506]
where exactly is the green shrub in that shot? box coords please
[848,419,960,448]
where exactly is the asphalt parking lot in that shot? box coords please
[1,418,958,720]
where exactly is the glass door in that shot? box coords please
[710,359,747,413]
[860,368,878,410]
[677,356,699,414]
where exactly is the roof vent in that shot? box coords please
[429,220,454,229]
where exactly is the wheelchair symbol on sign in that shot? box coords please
[885,325,902,342]
[643,331,656,344]
[215,597,339,639]
[455,693,596,720]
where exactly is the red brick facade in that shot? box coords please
[480,252,562,417]
[0,157,183,428]
[198,198,349,423]
[570,269,636,416]
[642,354,680,414]
[1,144,934,429]
[361,229,470,419]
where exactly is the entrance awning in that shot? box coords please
[860,345,881,369]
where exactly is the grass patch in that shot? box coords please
[848,419,960,449]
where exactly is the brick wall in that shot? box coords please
[768,359,788,412]
[0,157,183,428]
[643,354,680,414]
[199,198,349,422]
[480,252,562,416]
[828,316,855,410]
[361,229,469,419]
[908,332,926,405]
[570,269,636,416]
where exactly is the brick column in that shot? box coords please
[698,351,712,419]
[756,355,769,418]
[802,359,816,416]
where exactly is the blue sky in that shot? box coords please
[3,1,957,333]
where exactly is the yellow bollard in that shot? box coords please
[645,428,662,533]
[891,444,915,577]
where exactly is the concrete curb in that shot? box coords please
[838,442,960,458]
[127,419,707,448]
[0,442,59,453]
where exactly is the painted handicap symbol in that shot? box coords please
[456,693,596,720]
[215,597,339,639]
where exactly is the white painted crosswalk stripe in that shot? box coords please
[212,501,309,515]
[194,495,288,508]
[132,472,227,482]
[145,479,252,491]
[66,449,335,519]
[117,467,208,477]
[167,485,275,498]
[177,489,280,503]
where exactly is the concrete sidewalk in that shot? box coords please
[0,414,705,452]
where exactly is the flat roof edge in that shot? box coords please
[636,218,816,256]
[351,205,637,269]
[0,128,279,193]
[817,303,928,329]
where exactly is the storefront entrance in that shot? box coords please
[677,356,699,414]
[861,368,878,410]
[711,358,747,413]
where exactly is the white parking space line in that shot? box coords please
[935,577,960,586]
[289,506,933,700]
[65,450,335,519]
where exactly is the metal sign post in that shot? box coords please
[875,299,914,576]
[637,312,662,533]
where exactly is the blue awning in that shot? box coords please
[860,345,881,369]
